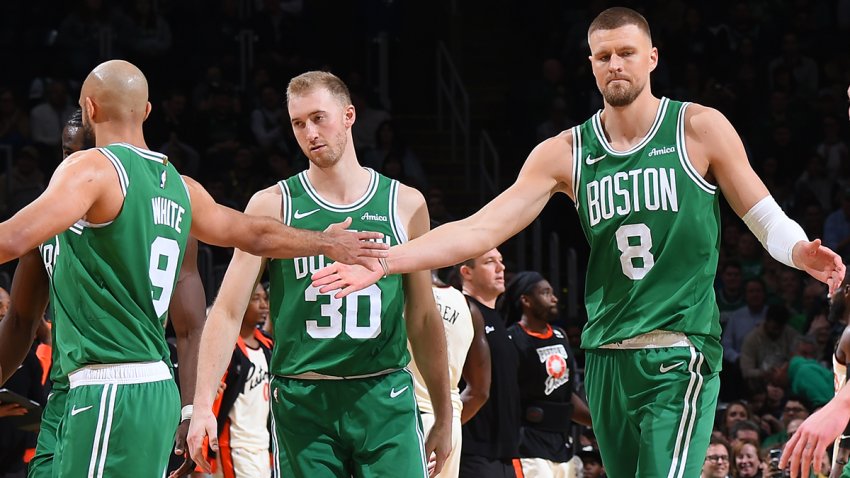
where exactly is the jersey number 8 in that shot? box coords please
[615,224,655,280]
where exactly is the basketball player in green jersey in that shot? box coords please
[0,60,387,478]
[188,71,452,478]
[313,7,846,478]
[779,84,850,478]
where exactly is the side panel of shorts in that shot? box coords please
[519,457,579,478]
[54,379,180,477]
[421,413,462,478]
[28,388,67,478]
[213,447,271,478]
[586,347,719,478]
[270,370,428,478]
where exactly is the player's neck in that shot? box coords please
[240,326,258,344]
[93,125,148,150]
[599,93,661,149]
[306,150,372,204]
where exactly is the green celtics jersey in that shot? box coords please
[573,98,722,369]
[268,168,408,377]
[39,143,191,383]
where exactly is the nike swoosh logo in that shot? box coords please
[660,362,684,373]
[585,154,606,165]
[71,405,93,416]
[293,209,320,219]
[389,386,409,398]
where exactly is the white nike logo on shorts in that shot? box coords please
[293,209,320,219]
[71,405,93,416]
[659,362,684,373]
[389,386,409,398]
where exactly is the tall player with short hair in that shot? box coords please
[0,59,387,478]
[313,7,844,478]
[188,71,452,478]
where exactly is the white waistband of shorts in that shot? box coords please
[599,330,693,349]
[68,361,171,388]
[280,367,400,380]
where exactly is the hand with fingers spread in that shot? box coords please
[186,407,219,474]
[792,239,846,296]
[311,260,384,299]
[168,420,196,478]
[321,217,389,267]
[780,396,850,478]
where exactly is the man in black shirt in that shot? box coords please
[457,248,521,478]
[504,271,592,477]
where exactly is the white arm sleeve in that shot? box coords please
[741,196,808,269]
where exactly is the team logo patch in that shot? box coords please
[536,344,569,395]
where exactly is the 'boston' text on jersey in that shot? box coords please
[586,168,679,227]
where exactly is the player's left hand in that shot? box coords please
[780,400,850,478]
[424,420,452,477]
[793,239,845,296]
[168,419,195,478]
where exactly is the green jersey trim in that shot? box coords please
[116,142,168,164]
[675,103,717,195]
[298,168,379,212]
[98,148,129,196]
[387,180,408,244]
[590,97,670,156]
[278,180,292,225]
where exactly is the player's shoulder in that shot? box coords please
[245,184,284,216]
[54,148,112,178]
[394,181,427,210]
[682,102,731,134]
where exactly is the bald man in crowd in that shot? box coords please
[0,59,387,477]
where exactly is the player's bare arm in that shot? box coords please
[571,393,592,427]
[167,237,206,478]
[0,149,123,264]
[183,179,387,266]
[312,131,575,296]
[687,104,844,292]
[187,192,271,473]
[459,300,491,424]
[0,249,50,384]
[398,185,453,475]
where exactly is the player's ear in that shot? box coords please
[344,104,355,128]
[520,295,531,309]
[84,97,96,122]
[648,46,658,73]
[144,101,152,121]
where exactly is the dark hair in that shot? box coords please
[67,108,84,128]
[588,7,652,42]
[500,271,545,325]
[730,420,761,440]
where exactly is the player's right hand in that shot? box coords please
[186,407,218,473]
[322,217,389,268]
[311,261,384,298]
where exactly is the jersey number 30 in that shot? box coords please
[615,224,655,280]
[305,285,382,339]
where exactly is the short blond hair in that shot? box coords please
[286,71,351,106]
[588,7,652,42]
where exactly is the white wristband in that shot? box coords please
[181,405,193,422]
[742,196,808,269]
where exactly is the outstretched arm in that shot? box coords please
[400,186,453,476]
[312,132,574,295]
[168,237,206,478]
[185,179,387,265]
[691,105,844,293]
[459,300,490,424]
[780,386,850,478]
[0,249,50,384]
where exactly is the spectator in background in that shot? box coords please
[734,233,764,281]
[201,82,246,172]
[720,400,752,439]
[159,132,200,178]
[717,261,746,318]
[740,305,799,383]
[208,284,272,478]
[762,398,811,449]
[794,153,835,212]
[29,80,74,169]
[578,448,606,478]
[350,89,390,152]
[250,86,290,154]
[115,0,172,67]
[824,188,850,262]
[0,146,44,218]
[146,88,197,147]
[816,115,848,177]
[362,120,428,191]
[729,420,761,447]
[722,279,768,399]
[702,435,732,478]
[731,438,763,478]
[535,97,575,143]
[773,336,833,409]
[0,88,30,150]
[768,33,819,100]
